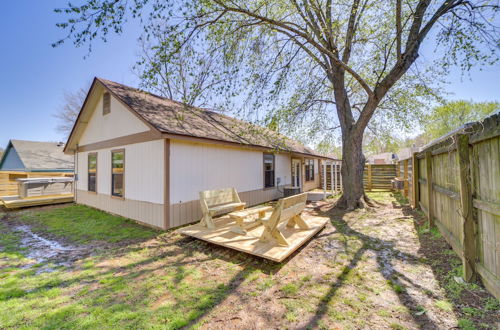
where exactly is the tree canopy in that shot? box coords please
[423,100,500,141]
[54,0,500,209]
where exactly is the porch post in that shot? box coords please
[323,161,326,199]
[339,162,343,191]
[332,163,336,192]
[331,161,334,194]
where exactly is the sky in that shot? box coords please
[0,1,498,149]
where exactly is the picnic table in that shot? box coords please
[228,205,273,234]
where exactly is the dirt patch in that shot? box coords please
[0,194,498,329]
[1,212,95,270]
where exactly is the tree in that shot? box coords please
[423,100,499,141]
[0,147,3,159]
[54,0,499,209]
[136,30,228,107]
[54,86,89,138]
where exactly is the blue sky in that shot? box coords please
[0,1,498,149]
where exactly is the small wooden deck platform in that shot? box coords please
[0,194,74,209]
[178,214,328,262]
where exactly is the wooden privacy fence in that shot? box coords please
[396,158,414,206]
[412,112,500,299]
[364,164,396,191]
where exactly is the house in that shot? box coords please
[63,77,335,230]
[0,140,73,172]
[396,145,421,161]
[0,140,74,198]
[366,152,396,164]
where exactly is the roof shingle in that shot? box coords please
[98,78,329,158]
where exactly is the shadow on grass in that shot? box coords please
[411,203,499,328]
[0,215,287,329]
[301,192,446,329]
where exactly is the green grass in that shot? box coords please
[20,204,160,243]
[435,300,453,311]
[0,206,233,329]
[458,318,476,330]
[280,283,299,296]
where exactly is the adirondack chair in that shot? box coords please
[199,188,246,229]
[258,193,310,246]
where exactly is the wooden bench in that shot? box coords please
[228,205,273,235]
[258,193,310,246]
[199,188,246,229]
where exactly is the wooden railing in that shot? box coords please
[0,171,73,197]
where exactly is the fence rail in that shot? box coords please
[364,164,396,191]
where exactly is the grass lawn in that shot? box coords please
[0,196,498,329]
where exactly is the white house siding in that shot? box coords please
[75,139,165,228]
[169,140,292,227]
[79,92,150,146]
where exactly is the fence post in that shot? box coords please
[425,151,434,227]
[367,163,372,191]
[457,133,477,281]
[412,152,419,209]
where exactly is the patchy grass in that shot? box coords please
[435,300,453,311]
[0,193,498,329]
[19,204,159,243]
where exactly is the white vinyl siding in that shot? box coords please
[76,139,164,204]
[169,140,292,203]
[79,93,150,145]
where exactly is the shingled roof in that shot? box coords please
[95,78,330,158]
[0,140,73,171]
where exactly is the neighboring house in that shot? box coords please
[0,140,73,172]
[396,146,421,161]
[366,152,397,164]
[64,77,334,230]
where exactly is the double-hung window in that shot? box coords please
[305,159,315,181]
[111,150,125,197]
[263,153,275,188]
[88,153,97,192]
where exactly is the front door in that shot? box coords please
[291,159,301,189]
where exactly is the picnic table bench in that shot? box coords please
[258,193,310,246]
[228,205,273,235]
[199,188,246,229]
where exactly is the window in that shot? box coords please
[103,92,111,115]
[111,150,124,197]
[305,159,315,181]
[88,153,97,192]
[263,153,275,188]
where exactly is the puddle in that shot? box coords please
[15,225,85,270]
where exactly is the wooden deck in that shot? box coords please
[0,194,74,209]
[178,214,328,262]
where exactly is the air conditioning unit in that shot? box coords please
[391,178,405,190]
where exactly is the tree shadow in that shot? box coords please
[302,196,445,329]
[411,203,499,328]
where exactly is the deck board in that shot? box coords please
[0,194,74,209]
[178,214,328,262]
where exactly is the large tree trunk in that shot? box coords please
[335,128,371,210]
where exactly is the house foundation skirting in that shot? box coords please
[76,190,165,229]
